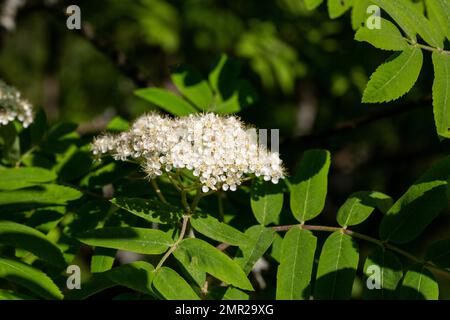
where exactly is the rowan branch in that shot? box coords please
[272,224,450,280]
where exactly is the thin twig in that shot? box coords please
[405,38,450,55]
[151,179,167,204]
[155,214,190,271]
[181,189,190,213]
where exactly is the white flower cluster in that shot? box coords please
[92,113,285,192]
[0,80,33,128]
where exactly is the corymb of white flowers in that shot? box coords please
[92,113,285,193]
[0,80,33,128]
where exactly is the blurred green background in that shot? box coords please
[0,0,449,298]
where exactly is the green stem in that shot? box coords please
[272,224,450,280]
[405,38,450,55]
[167,173,182,192]
[15,145,38,167]
[155,214,190,271]
[151,179,167,204]
[190,188,203,213]
[181,189,190,213]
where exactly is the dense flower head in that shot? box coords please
[92,113,285,192]
[0,80,33,128]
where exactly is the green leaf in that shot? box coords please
[54,145,93,182]
[399,265,439,300]
[368,191,394,214]
[208,54,241,95]
[0,258,63,300]
[363,248,403,299]
[0,221,65,267]
[426,238,450,268]
[0,289,34,300]
[90,247,116,273]
[372,0,443,47]
[379,156,450,243]
[110,197,183,224]
[250,178,284,226]
[0,184,82,207]
[80,161,135,188]
[208,54,257,114]
[106,116,130,132]
[351,0,369,30]
[67,261,157,300]
[211,79,258,114]
[173,245,206,287]
[432,52,450,139]
[425,0,450,41]
[362,47,423,103]
[270,232,284,263]
[65,276,114,300]
[314,231,359,299]
[134,88,198,116]
[336,191,392,227]
[175,238,253,291]
[209,286,249,300]
[66,200,110,236]
[78,227,173,255]
[153,266,200,300]
[190,214,248,246]
[171,65,213,110]
[106,261,155,295]
[0,167,56,190]
[327,0,353,19]
[290,149,331,223]
[304,0,323,10]
[355,18,408,51]
[0,123,20,165]
[234,225,275,275]
[276,228,317,300]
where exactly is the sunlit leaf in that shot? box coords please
[0,258,63,300]
[190,214,248,246]
[78,227,173,254]
[362,47,423,103]
[431,52,450,139]
[153,266,200,300]
[290,149,331,222]
[355,18,408,51]
[399,265,439,300]
[234,225,275,275]
[0,167,56,190]
[250,177,284,226]
[363,248,403,299]
[276,228,317,300]
[0,221,65,267]
[111,197,183,224]
[337,191,392,227]
[171,65,213,110]
[379,156,450,243]
[134,88,198,116]
[175,238,253,291]
[314,231,359,299]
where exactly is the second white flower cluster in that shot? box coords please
[0,80,33,128]
[92,113,285,192]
